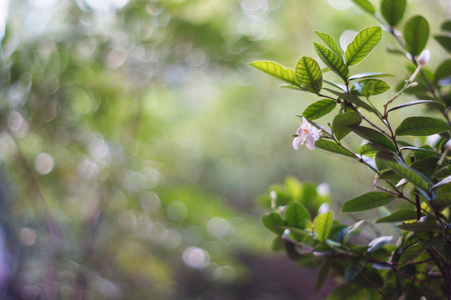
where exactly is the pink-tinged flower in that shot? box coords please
[418,50,430,66]
[292,117,320,150]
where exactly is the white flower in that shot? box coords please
[418,50,430,66]
[292,117,320,150]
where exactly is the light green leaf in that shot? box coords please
[380,0,406,27]
[285,202,309,228]
[315,139,356,157]
[358,79,391,96]
[342,192,395,213]
[375,152,429,191]
[349,126,396,152]
[314,31,343,59]
[295,57,323,94]
[313,211,334,242]
[332,112,362,140]
[403,16,430,57]
[398,238,441,268]
[434,35,451,54]
[395,117,450,136]
[349,72,395,80]
[345,26,382,66]
[261,212,284,235]
[376,209,417,223]
[324,80,347,92]
[249,61,299,85]
[302,99,337,120]
[387,100,444,113]
[343,220,365,244]
[352,0,375,15]
[313,42,350,82]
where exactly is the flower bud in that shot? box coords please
[418,50,430,66]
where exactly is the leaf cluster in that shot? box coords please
[254,0,451,299]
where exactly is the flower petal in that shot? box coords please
[292,135,305,150]
[305,134,316,150]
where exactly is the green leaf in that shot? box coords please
[352,0,375,15]
[314,31,343,59]
[434,35,451,54]
[324,80,347,92]
[380,0,406,27]
[411,157,439,178]
[434,59,451,86]
[375,152,429,191]
[313,42,350,82]
[397,221,441,231]
[442,20,451,32]
[327,284,367,300]
[315,139,355,157]
[398,238,441,268]
[403,16,430,57]
[358,79,391,97]
[344,259,366,282]
[285,202,309,228]
[349,126,397,152]
[261,212,284,234]
[295,57,323,94]
[396,117,450,136]
[316,258,331,293]
[313,211,334,242]
[342,192,395,213]
[249,61,299,86]
[332,112,362,140]
[302,100,337,120]
[349,72,395,80]
[343,220,365,244]
[324,88,379,114]
[432,193,451,211]
[376,210,417,223]
[400,146,441,158]
[387,100,445,113]
[345,26,382,66]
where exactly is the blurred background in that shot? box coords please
[0,0,449,299]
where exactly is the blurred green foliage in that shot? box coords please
[0,0,449,299]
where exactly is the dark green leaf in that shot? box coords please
[295,57,323,94]
[387,100,445,113]
[302,100,337,120]
[349,72,395,80]
[316,258,331,292]
[376,210,417,223]
[344,259,366,282]
[314,31,343,59]
[324,88,379,114]
[249,61,299,85]
[315,139,356,157]
[398,238,440,268]
[397,217,441,231]
[313,42,350,82]
[434,59,451,86]
[432,192,451,211]
[434,35,451,54]
[313,211,334,242]
[380,0,406,27]
[375,152,429,191]
[261,212,284,234]
[396,117,450,136]
[279,84,306,91]
[342,192,395,213]
[442,20,451,32]
[345,26,382,66]
[410,157,439,178]
[332,112,362,140]
[285,202,309,228]
[359,143,388,155]
[349,126,397,152]
[403,16,430,57]
[352,0,375,15]
[327,284,367,300]
[400,146,441,158]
